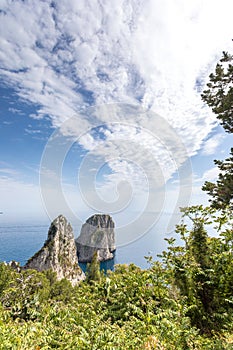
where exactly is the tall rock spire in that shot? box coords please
[25,215,85,286]
[76,214,116,263]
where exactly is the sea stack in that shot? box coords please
[25,215,85,286]
[76,214,116,263]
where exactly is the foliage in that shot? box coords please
[0,231,232,349]
[201,50,233,209]
[0,263,15,295]
[160,206,233,335]
[0,268,50,321]
[201,51,233,133]
[202,149,233,209]
[0,49,233,349]
[86,251,101,283]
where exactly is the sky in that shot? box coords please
[0,0,233,246]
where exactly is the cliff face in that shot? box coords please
[25,215,85,286]
[75,214,116,263]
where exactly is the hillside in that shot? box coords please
[0,207,232,349]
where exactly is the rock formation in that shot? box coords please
[25,215,85,286]
[75,214,116,263]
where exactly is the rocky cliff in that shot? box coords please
[75,214,116,263]
[25,215,85,286]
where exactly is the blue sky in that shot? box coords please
[0,0,233,245]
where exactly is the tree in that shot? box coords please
[201,50,233,209]
[202,149,233,209]
[0,263,15,295]
[161,206,233,334]
[201,51,233,133]
[86,251,101,283]
[1,269,50,320]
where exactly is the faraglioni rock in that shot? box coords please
[76,214,116,263]
[25,215,85,286]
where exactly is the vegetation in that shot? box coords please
[202,150,233,210]
[86,251,101,283]
[201,51,233,133]
[0,206,232,349]
[202,50,233,209]
[160,206,233,336]
[0,50,232,348]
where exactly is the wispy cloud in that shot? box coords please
[201,134,224,156]
[0,168,18,176]
[1,0,232,130]
[0,175,47,221]
[200,167,219,183]
[190,166,219,206]
[8,107,24,115]
[193,166,219,186]
[1,0,233,218]
[25,128,41,134]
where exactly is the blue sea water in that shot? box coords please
[79,254,115,273]
[0,216,179,270]
[0,224,48,266]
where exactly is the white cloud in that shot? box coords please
[192,166,219,186]
[201,167,219,183]
[201,134,224,156]
[188,166,219,206]
[0,168,18,176]
[1,0,233,219]
[0,174,91,224]
[8,107,24,114]
[25,128,41,135]
[1,0,232,131]
[0,176,47,222]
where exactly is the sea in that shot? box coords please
[0,214,182,271]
